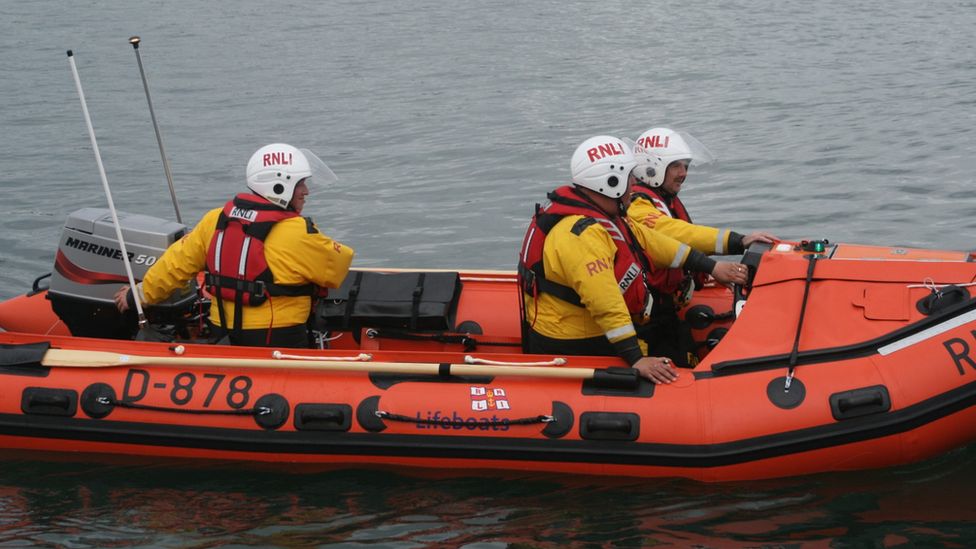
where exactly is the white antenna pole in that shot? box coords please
[66,49,147,327]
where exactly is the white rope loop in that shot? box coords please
[272,351,373,361]
[464,355,567,366]
[906,279,976,289]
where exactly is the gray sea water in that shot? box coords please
[1,0,975,546]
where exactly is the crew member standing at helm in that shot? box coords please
[115,143,354,348]
[518,135,680,384]
[627,127,775,365]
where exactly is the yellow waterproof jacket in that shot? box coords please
[627,216,694,271]
[524,215,697,344]
[524,214,640,347]
[140,206,354,329]
[627,194,735,255]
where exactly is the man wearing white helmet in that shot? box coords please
[518,135,743,383]
[628,127,776,365]
[116,143,354,347]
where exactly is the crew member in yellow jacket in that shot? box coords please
[518,136,749,383]
[627,128,776,365]
[116,143,354,348]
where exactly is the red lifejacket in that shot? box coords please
[204,194,315,330]
[631,183,708,295]
[518,186,653,321]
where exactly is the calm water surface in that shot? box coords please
[2,447,976,547]
[1,0,974,546]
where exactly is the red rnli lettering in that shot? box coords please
[637,135,670,149]
[262,152,294,167]
[586,142,624,162]
[586,257,613,276]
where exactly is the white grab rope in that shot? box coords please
[272,351,373,361]
[906,277,976,289]
[464,354,567,366]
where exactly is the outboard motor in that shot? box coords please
[48,208,198,339]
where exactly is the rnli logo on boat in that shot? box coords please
[470,386,510,412]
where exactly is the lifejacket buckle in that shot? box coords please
[517,266,536,294]
[676,276,695,308]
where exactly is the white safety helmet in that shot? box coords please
[246,143,338,209]
[633,128,715,187]
[629,140,667,188]
[570,135,637,199]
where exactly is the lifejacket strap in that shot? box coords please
[204,273,313,299]
[518,263,584,308]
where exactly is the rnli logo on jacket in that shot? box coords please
[229,207,258,222]
[470,386,510,412]
[586,256,614,276]
[619,263,640,293]
[640,208,665,228]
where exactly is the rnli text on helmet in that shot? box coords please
[263,152,294,166]
[587,142,625,162]
[637,135,670,149]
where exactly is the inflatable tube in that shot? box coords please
[1,240,975,481]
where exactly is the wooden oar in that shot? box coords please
[39,348,612,381]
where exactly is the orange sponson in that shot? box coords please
[1,241,976,481]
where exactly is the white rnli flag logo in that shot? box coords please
[470,386,510,412]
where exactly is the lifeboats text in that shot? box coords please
[414,410,511,431]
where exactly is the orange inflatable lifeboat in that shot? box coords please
[1,210,975,482]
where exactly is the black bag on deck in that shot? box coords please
[315,271,462,331]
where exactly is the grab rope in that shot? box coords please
[375,410,554,427]
[907,278,976,289]
[363,328,517,351]
[460,276,518,283]
[272,351,373,361]
[96,397,269,416]
[464,354,566,366]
